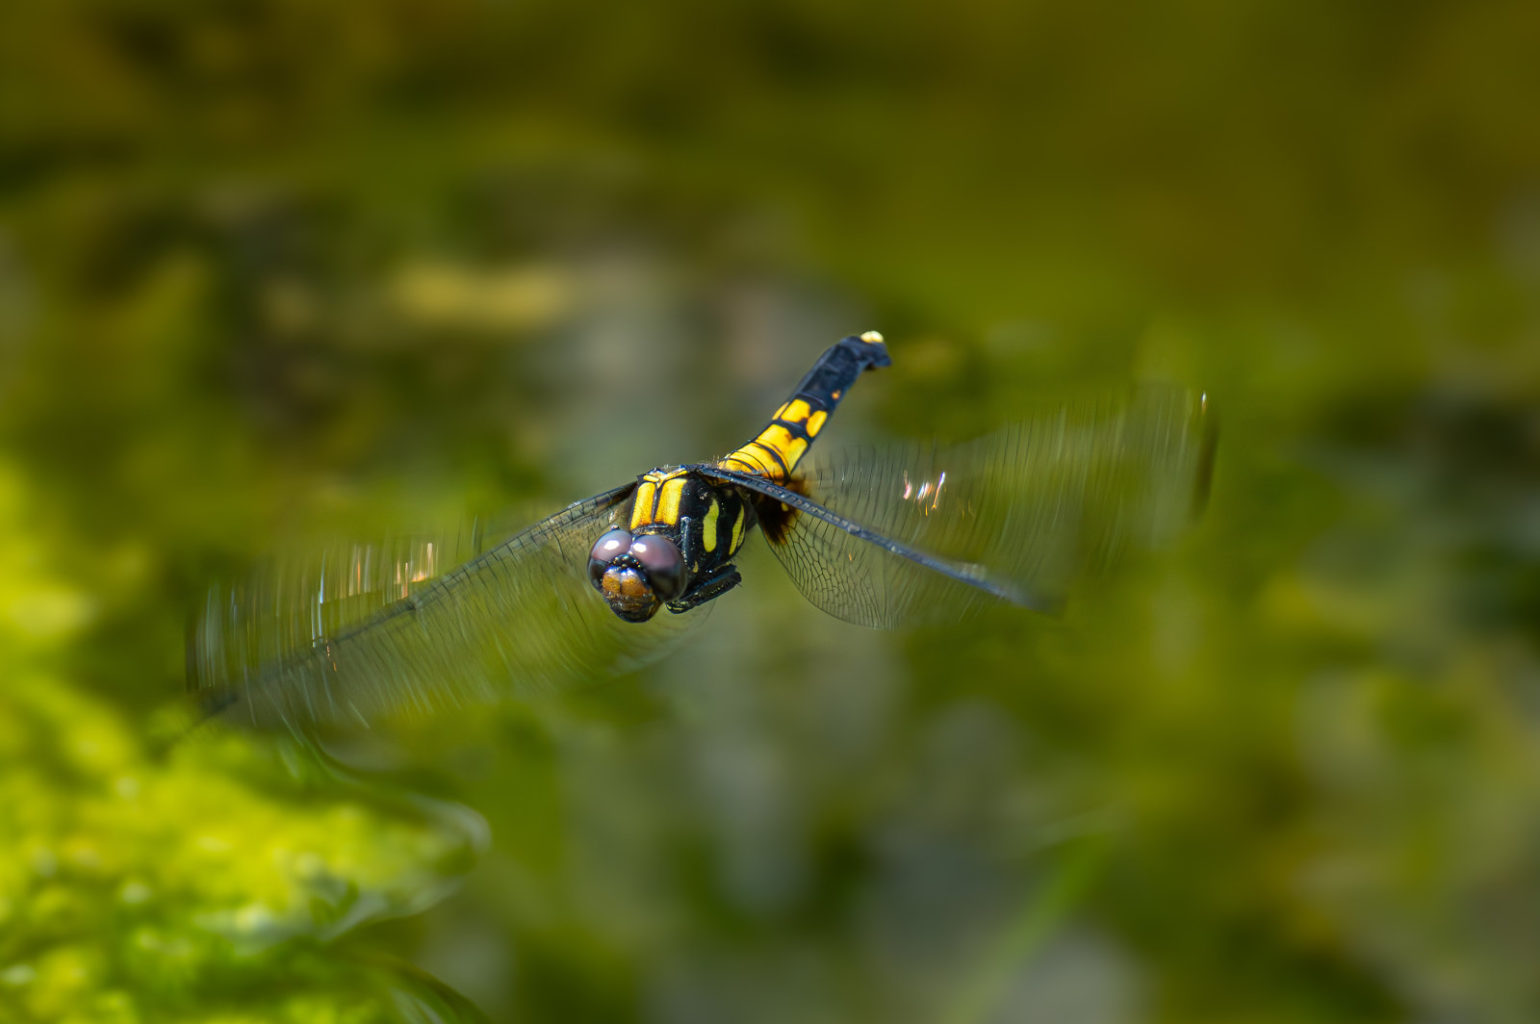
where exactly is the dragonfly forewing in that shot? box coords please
[189,485,706,728]
[760,385,1215,628]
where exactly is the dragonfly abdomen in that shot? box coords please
[718,331,890,481]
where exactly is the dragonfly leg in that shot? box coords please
[667,563,742,613]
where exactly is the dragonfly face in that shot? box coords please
[190,329,1217,728]
[587,527,685,622]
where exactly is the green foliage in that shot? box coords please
[0,466,486,1022]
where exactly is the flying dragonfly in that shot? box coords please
[190,332,1216,727]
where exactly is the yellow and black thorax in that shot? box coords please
[627,465,755,573]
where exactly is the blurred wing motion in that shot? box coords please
[760,385,1216,628]
[189,485,705,728]
[189,385,1215,727]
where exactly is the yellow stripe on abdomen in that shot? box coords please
[782,399,811,424]
[722,422,811,481]
[756,424,808,472]
[722,445,779,477]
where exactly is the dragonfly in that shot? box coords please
[190,332,1216,727]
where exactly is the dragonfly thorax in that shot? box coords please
[583,466,763,622]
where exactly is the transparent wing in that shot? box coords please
[761,385,1216,628]
[189,485,707,729]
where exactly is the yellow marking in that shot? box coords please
[751,439,797,477]
[773,402,790,420]
[755,424,808,471]
[807,409,827,436]
[831,389,842,400]
[702,499,720,553]
[860,330,884,344]
[657,476,686,525]
[782,399,811,423]
[750,444,785,476]
[729,506,745,552]
[757,424,796,460]
[726,445,777,477]
[630,481,657,530]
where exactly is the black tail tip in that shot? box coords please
[847,330,892,369]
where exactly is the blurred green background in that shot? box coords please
[3,1,1539,1022]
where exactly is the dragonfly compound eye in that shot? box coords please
[588,528,633,586]
[629,534,685,602]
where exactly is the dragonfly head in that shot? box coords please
[587,527,686,622]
